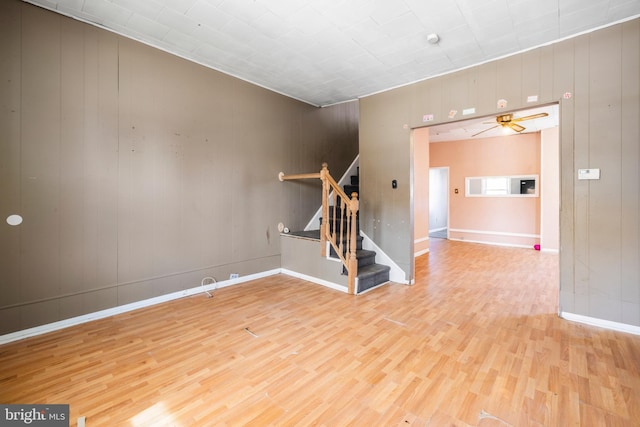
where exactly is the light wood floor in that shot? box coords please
[2,239,639,426]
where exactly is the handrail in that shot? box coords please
[278,171,321,181]
[279,163,359,294]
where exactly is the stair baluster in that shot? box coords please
[320,163,359,294]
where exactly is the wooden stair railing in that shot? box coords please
[279,163,359,294]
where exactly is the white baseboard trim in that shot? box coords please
[414,248,430,257]
[560,311,640,336]
[448,237,534,249]
[0,269,281,345]
[449,228,540,238]
[541,248,560,254]
[280,268,348,293]
[360,231,409,284]
[428,227,447,233]
[414,236,429,244]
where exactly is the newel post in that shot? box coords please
[347,192,359,295]
[320,163,329,257]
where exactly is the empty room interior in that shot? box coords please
[1,0,640,426]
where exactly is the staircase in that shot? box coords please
[280,163,391,294]
[321,169,391,293]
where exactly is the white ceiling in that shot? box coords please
[25,0,640,107]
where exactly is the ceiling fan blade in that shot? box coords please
[511,112,549,123]
[508,122,525,133]
[471,124,500,137]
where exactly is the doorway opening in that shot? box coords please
[428,167,449,240]
[411,103,560,274]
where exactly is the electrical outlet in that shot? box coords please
[230,273,239,279]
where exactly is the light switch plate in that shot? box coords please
[578,168,600,180]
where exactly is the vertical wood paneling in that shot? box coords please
[0,0,23,318]
[619,20,640,326]
[82,287,117,314]
[496,55,523,111]
[588,26,623,321]
[20,6,61,304]
[521,49,541,104]
[93,30,119,294]
[58,294,84,320]
[409,78,443,128]
[442,69,475,117]
[538,45,555,104]
[59,19,86,296]
[180,124,208,273]
[117,40,157,285]
[475,62,498,114]
[230,81,291,262]
[195,69,236,269]
[81,26,101,293]
[571,34,591,314]
[20,300,58,329]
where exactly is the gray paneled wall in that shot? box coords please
[360,19,639,327]
[0,1,358,334]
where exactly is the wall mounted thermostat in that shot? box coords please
[578,168,600,180]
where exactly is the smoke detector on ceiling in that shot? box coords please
[426,33,440,44]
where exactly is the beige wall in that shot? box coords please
[430,133,541,248]
[0,1,358,334]
[360,19,639,327]
[541,127,560,252]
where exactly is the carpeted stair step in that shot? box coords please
[356,263,391,293]
[339,249,377,272]
[356,249,377,268]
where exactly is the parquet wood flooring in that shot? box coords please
[1,239,639,426]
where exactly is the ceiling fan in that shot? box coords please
[472,112,549,137]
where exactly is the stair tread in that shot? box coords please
[356,249,376,258]
[286,230,320,240]
[357,263,391,277]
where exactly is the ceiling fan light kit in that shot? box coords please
[471,112,549,137]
